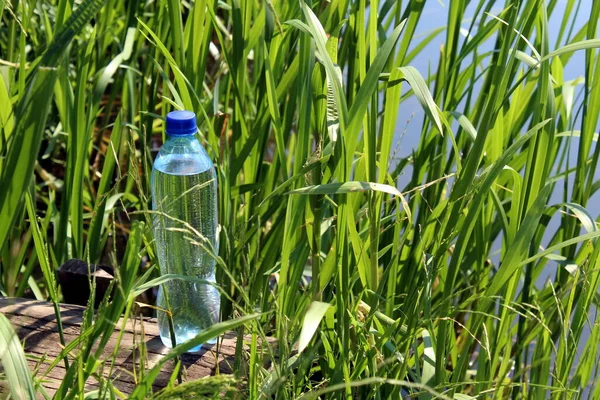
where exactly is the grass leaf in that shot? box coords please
[0,313,36,400]
[129,313,262,399]
[298,301,332,354]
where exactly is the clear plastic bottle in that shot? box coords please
[150,110,220,352]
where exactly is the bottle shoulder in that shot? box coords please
[153,136,215,175]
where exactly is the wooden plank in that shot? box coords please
[0,297,267,398]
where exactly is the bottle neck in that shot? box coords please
[159,133,204,156]
[166,133,196,142]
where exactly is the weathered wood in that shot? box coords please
[0,297,265,398]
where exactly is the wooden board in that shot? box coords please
[0,297,263,398]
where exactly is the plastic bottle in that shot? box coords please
[150,110,220,352]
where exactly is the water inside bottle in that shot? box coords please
[152,154,220,351]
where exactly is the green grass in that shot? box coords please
[0,0,600,398]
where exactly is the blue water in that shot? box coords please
[151,138,220,352]
[388,0,599,393]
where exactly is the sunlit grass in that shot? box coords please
[0,0,599,398]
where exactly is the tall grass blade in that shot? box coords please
[0,0,108,251]
[0,314,35,400]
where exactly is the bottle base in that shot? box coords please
[159,332,218,353]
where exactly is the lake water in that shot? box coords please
[389,0,599,393]
[393,0,598,263]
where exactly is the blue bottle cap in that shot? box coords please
[166,110,198,136]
